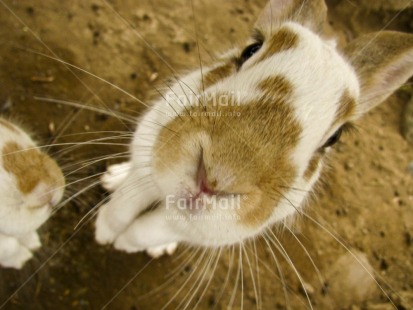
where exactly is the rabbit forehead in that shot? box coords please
[250,23,358,115]
[211,23,359,149]
[214,22,359,116]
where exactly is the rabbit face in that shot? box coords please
[151,22,359,244]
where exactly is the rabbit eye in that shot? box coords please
[323,127,343,148]
[239,42,263,65]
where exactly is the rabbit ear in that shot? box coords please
[255,0,327,33]
[343,31,413,116]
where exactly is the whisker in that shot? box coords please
[136,247,201,300]
[212,245,235,309]
[240,245,244,310]
[159,248,209,310]
[241,243,258,309]
[0,210,95,309]
[266,230,313,310]
[100,0,205,120]
[24,49,152,111]
[101,258,156,309]
[227,244,241,310]
[34,97,136,122]
[252,239,262,310]
[60,152,129,173]
[72,194,109,230]
[284,225,324,288]
[191,247,222,310]
[0,3,132,135]
[262,234,291,310]
[190,0,207,114]
[179,248,218,310]
[301,211,397,308]
[53,178,104,216]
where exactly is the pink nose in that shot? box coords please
[196,158,216,196]
[200,179,214,195]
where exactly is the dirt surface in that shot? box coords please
[0,0,412,309]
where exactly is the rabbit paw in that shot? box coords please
[146,242,178,258]
[18,231,41,250]
[95,207,119,245]
[113,234,144,253]
[113,233,178,258]
[101,162,131,192]
[1,246,33,269]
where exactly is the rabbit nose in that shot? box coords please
[200,179,214,195]
[196,159,216,196]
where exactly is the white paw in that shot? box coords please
[146,242,178,258]
[18,231,41,251]
[113,234,144,253]
[0,247,33,269]
[113,233,178,257]
[95,206,119,245]
[101,162,131,192]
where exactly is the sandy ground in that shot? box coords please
[0,0,412,309]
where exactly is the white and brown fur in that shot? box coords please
[0,118,65,269]
[95,0,413,258]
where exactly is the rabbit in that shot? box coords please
[95,0,413,258]
[0,117,65,269]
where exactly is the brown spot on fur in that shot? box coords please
[0,118,20,134]
[258,75,293,100]
[304,152,323,181]
[2,142,64,196]
[334,89,356,126]
[154,75,301,227]
[203,62,235,89]
[255,27,299,64]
